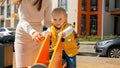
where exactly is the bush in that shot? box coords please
[79,35,101,42]
[79,35,117,42]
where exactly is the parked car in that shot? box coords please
[0,35,15,44]
[94,36,120,58]
[0,27,15,37]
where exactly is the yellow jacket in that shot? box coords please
[50,23,79,57]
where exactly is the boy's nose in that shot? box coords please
[56,21,59,24]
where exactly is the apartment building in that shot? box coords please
[78,0,120,36]
[0,0,18,28]
[52,0,120,36]
[0,0,120,36]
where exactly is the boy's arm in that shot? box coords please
[42,28,51,37]
[60,25,74,38]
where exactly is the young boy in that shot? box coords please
[41,7,79,68]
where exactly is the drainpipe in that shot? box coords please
[101,0,105,40]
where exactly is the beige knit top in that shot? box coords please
[18,0,52,36]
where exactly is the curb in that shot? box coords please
[80,42,96,45]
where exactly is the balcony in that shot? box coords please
[0,15,4,19]
[110,8,120,15]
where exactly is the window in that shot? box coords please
[0,20,4,27]
[82,0,86,11]
[7,5,11,17]
[0,28,6,32]
[115,0,120,8]
[91,0,98,11]
[105,0,109,11]
[81,14,86,35]
[1,6,4,15]
[7,0,11,5]
[14,5,18,13]
[114,17,119,35]
[6,0,11,18]
[58,0,68,11]
[90,15,97,35]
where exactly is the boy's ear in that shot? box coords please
[51,22,54,26]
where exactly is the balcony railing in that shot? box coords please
[110,8,120,12]
[0,15,4,19]
[110,8,120,15]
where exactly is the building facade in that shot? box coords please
[52,0,120,36]
[0,0,120,36]
[78,0,120,36]
[0,0,18,28]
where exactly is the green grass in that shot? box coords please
[79,35,117,42]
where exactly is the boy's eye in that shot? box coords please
[53,19,57,21]
[59,18,62,21]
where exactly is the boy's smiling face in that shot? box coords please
[52,13,66,28]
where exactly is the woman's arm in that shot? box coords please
[20,20,36,36]
[20,20,43,42]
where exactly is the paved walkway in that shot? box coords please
[13,56,120,68]
[13,42,120,68]
[76,56,120,68]
[77,42,120,68]
[13,54,120,68]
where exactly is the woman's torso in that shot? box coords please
[15,0,51,42]
[18,0,49,22]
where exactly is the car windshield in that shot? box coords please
[0,28,6,32]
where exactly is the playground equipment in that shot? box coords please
[31,34,63,68]
[48,34,62,68]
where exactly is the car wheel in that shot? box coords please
[108,47,120,58]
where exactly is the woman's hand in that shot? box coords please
[32,32,44,43]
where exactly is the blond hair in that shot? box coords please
[51,7,67,17]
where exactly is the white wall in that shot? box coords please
[103,12,114,36]
[67,0,78,32]
[51,0,58,10]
